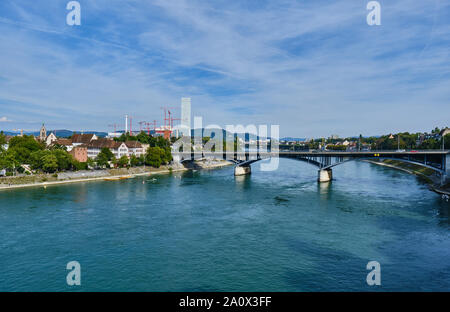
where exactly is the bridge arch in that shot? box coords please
[175,150,449,185]
[238,155,444,174]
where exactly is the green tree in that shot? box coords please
[96,153,109,168]
[29,150,49,170]
[136,131,151,144]
[100,147,114,160]
[52,149,73,171]
[145,147,163,168]
[118,155,129,167]
[130,154,140,167]
[7,135,44,163]
[0,150,18,171]
[0,131,6,153]
[42,154,58,173]
[96,148,115,168]
[86,157,95,169]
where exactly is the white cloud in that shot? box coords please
[0,116,11,122]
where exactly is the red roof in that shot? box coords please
[72,133,96,144]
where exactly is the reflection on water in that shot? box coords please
[0,159,449,291]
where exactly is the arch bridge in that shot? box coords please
[177,150,450,185]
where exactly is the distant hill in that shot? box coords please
[280,137,307,142]
[2,130,108,138]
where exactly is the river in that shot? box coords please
[0,159,449,291]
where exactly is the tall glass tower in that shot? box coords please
[181,97,191,137]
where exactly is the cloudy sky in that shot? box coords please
[0,0,449,137]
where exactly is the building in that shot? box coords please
[125,141,144,157]
[71,133,98,147]
[85,138,143,159]
[53,138,74,151]
[440,128,450,137]
[70,146,88,162]
[39,124,47,141]
[107,132,123,139]
[45,132,57,146]
[85,138,119,159]
[37,124,59,146]
[141,143,150,155]
[180,97,191,137]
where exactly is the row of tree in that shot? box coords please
[0,134,87,174]
[301,128,450,150]
[0,131,174,174]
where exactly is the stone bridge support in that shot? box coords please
[235,165,251,176]
[443,154,450,185]
[318,168,333,182]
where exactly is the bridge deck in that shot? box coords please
[189,150,450,157]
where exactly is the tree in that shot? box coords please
[118,155,129,167]
[96,148,114,168]
[7,135,44,164]
[0,150,18,171]
[145,147,163,168]
[52,149,73,171]
[443,134,450,150]
[0,131,6,153]
[130,154,140,167]
[86,157,95,169]
[29,150,49,170]
[42,154,58,173]
[100,147,114,161]
[136,131,151,144]
[96,153,109,168]
[115,133,138,142]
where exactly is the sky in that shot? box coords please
[0,0,449,138]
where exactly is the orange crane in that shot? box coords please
[160,106,179,129]
[168,110,181,130]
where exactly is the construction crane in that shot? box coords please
[146,120,158,134]
[168,110,181,130]
[137,121,158,135]
[138,121,146,132]
[160,106,179,129]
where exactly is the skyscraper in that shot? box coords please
[181,97,191,137]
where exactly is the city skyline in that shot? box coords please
[0,0,449,137]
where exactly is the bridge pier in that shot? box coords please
[441,173,448,186]
[318,169,332,183]
[235,165,251,176]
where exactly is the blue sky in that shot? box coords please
[0,0,449,137]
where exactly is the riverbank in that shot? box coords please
[366,159,450,195]
[0,159,232,191]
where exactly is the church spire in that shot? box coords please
[39,123,47,141]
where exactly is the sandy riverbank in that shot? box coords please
[0,160,232,191]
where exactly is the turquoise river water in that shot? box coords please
[0,159,449,291]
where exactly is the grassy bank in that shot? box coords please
[367,159,450,195]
